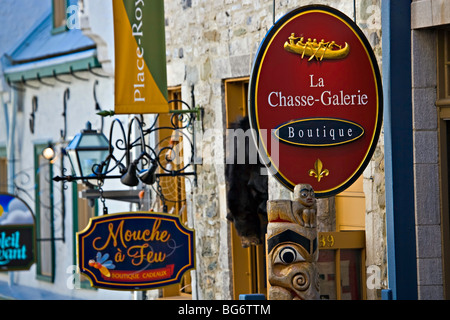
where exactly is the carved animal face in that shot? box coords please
[293,184,315,207]
[267,227,319,300]
[268,242,320,300]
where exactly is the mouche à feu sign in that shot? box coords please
[249,5,383,197]
[77,212,195,291]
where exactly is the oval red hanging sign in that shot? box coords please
[249,5,383,197]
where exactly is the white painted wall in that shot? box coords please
[0,0,134,299]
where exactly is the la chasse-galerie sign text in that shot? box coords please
[249,5,383,197]
[77,212,195,290]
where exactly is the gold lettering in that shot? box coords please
[124,228,153,242]
[92,219,171,263]
[93,221,126,250]
[319,234,335,248]
[115,248,125,263]
[150,219,170,242]
[128,244,148,266]
[127,243,167,266]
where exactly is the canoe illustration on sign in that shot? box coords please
[284,33,350,61]
[248,5,383,197]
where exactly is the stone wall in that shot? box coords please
[410,0,450,300]
[411,26,443,299]
[164,0,385,299]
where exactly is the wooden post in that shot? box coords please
[266,184,319,300]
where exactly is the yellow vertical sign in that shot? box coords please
[113,0,169,114]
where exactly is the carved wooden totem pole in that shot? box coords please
[267,184,319,300]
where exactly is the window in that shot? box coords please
[224,78,268,299]
[157,87,192,299]
[0,147,7,193]
[437,29,450,299]
[318,231,366,300]
[34,144,55,282]
[52,0,68,33]
[157,87,186,217]
[438,30,450,103]
[72,182,98,288]
[225,78,249,128]
[328,177,366,299]
[335,176,365,231]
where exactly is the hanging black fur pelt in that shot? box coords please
[226,116,268,248]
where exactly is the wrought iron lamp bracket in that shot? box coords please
[53,99,202,206]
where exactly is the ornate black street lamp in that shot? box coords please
[53,98,201,213]
[65,121,111,188]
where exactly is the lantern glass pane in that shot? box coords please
[67,149,81,177]
[78,150,109,176]
[66,133,81,150]
[78,134,109,149]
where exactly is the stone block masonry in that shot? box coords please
[164,0,384,299]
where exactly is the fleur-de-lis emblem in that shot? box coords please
[308,159,329,182]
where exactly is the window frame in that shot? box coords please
[436,29,450,299]
[72,182,98,289]
[318,231,366,300]
[158,86,192,299]
[0,146,7,193]
[52,0,69,34]
[224,77,268,299]
[34,143,55,282]
[157,86,186,217]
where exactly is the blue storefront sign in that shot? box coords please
[77,212,195,291]
[0,194,36,271]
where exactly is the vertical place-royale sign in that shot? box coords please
[113,0,169,114]
[249,5,383,197]
[77,212,194,290]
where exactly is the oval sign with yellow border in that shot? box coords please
[274,118,365,147]
[249,5,383,197]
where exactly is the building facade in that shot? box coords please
[0,0,131,299]
[0,0,447,300]
[410,0,450,300]
[163,0,385,300]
